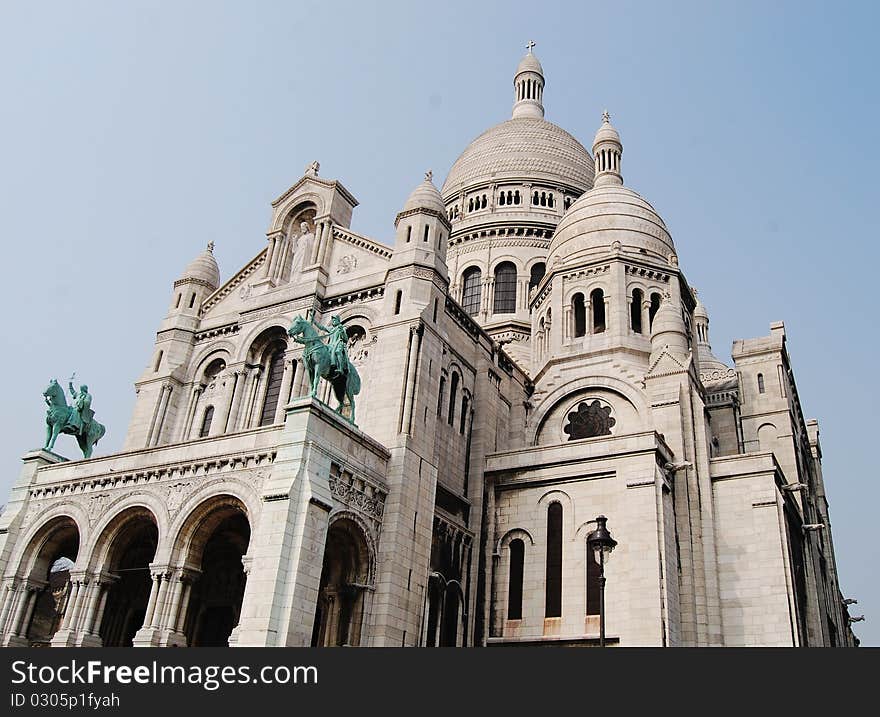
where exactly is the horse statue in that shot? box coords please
[287,314,361,424]
[43,379,106,458]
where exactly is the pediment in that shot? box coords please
[646,347,691,378]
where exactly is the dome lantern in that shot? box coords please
[593,110,623,187]
[512,41,545,119]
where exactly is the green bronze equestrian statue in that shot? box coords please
[43,377,106,458]
[287,311,362,424]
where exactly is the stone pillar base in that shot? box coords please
[74,633,103,647]
[131,626,162,647]
[158,630,188,647]
[2,634,29,647]
[49,629,78,647]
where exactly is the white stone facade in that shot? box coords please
[0,48,855,647]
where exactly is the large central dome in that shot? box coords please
[441,116,594,198]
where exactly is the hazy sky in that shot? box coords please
[1,1,876,645]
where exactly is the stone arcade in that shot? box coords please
[0,47,857,647]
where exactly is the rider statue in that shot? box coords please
[68,380,94,436]
[309,310,349,376]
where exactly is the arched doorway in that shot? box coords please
[97,508,158,647]
[311,518,372,647]
[180,498,251,647]
[18,517,79,646]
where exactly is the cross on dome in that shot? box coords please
[207,241,215,253]
[602,109,611,123]
[425,170,433,182]
[526,40,536,54]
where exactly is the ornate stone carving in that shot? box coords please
[564,400,616,440]
[336,254,358,274]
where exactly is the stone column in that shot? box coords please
[242,366,265,429]
[310,222,324,265]
[291,357,307,398]
[149,384,173,447]
[274,358,297,424]
[133,568,168,647]
[142,572,162,629]
[183,385,204,440]
[317,220,334,268]
[263,234,278,277]
[224,368,247,433]
[12,585,38,638]
[90,586,110,635]
[233,369,256,431]
[401,324,423,435]
[0,582,16,635]
[642,300,651,337]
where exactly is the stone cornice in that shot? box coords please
[332,226,393,260]
[201,247,267,315]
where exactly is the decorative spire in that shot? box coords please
[512,44,545,119]
[592,110,623,187]
[305,160,320,177]
[207,241,215,253]
[425,169,433,183]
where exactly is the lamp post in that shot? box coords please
[586,515,617,647]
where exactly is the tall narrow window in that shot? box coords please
[591,289,606,333]
[437,375,446,416]
[757,373,766,394]
[514,190,520,205]
[649,292,662,329]
[461,268,482,316]
[573,293,586,337]
[199,406,214,438]
[189,293,196,308]
[406,225,412,243]
[586,546,601,615]
[175,294,182,309]
[631,288,644,334]
[508,539,525,620]
[259,348,286,426]
[394,290,403,315]
[154,350,163,373]
[448,373,459,426]
[499,192,506,206]
[529,262,546,290]
[423,225,430,242]
[545,502,563,618]
[432,297,438,322]
[459,395,469,434]
[493,262,517,314]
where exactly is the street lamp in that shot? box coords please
[586,515,617,647]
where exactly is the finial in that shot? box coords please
[207,241,215,253]
[425,169,433,183]
[306,160,320,177]
[526,40,536,54]
[602,109,610,123]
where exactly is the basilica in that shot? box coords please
[0,47,857,647]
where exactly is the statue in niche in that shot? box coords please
[563,400,615,441]
[289,220,315,278]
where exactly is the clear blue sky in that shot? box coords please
[1,1,877,645]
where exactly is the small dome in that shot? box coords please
[182,242,220,289]
[516,51,543,76]
[403,171,446,214]
[548,184,674,265]
[593,111,621,147]
[651,297,683,338]
[694,296,709,320]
